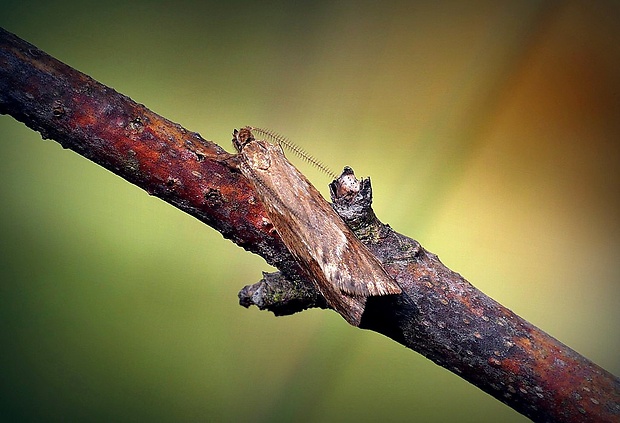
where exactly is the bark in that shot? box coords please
[1,27,618,423]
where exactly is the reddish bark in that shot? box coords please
[1,27,618,423]
[0,27,298,277]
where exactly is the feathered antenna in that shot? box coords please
[250,127,337,180]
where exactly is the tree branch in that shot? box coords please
[1,27,618,423]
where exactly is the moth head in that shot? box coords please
[232,127,255,153]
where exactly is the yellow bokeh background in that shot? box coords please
[1,1,618,422]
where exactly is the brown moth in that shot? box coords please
[233,127,401,325]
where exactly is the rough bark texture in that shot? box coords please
[0,27,302,282]
[1,27,618,423]
[244,172,620,423]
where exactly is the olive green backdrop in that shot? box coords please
[1,1,618,422]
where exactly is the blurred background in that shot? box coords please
[1,1,618,421]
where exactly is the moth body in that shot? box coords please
[233,127,401,325]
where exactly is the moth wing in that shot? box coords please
[316,216,402,297]
[261,203,368,325]
[261,180,401,298]
[237,138,400,326]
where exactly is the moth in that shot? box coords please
[233,127,401,325]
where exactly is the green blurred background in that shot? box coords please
[1,1,618,422]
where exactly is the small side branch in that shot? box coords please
[239,271,329,316]
[1,28,618,423]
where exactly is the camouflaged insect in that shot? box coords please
[233,127,401,325]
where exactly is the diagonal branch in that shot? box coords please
[1,27,618,423]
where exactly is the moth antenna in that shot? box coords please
[250,127,338,180]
